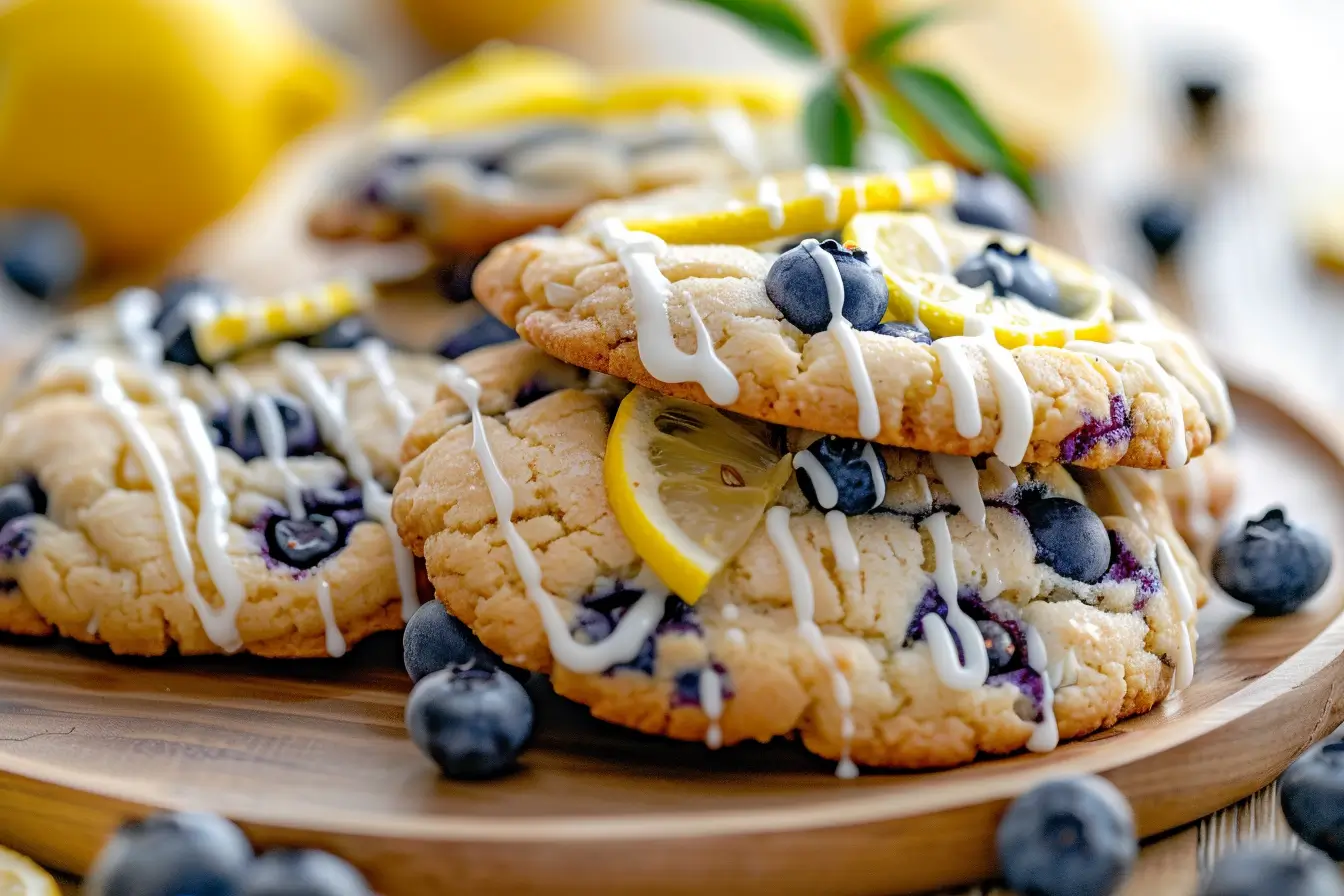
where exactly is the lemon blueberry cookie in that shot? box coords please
[0,280,469,657]
[393,345,1207,771]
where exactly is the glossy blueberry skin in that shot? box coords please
[1202,846,1344,896]
[437,314,518,360]
[1281,739,1344,858]
[240,849,372,896]
[0,478,45,530]
[873,320,932,345]
[212,394,321,461]
[83,811,253,896]
[955,242,1063,315]
[303,316,380,350]
[953,172,1033,235]
[403,600,499,683]
[764,238,888,334]
[794,435,887,516]
[1021,496,1111,584]
[0,212,85,299]
[1136,200,1190,260]
[996,776,1137,896]
[405,665,534,780]
[154,276,230,367]
[1212,508,1331,616]
[979,620,1018,675]
[266,514,342,570]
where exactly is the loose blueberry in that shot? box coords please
[0,211,85,299]
[1202,846,1344,896]
[1281,739,1344,858]
[955,242,1063,315]
[794,435,887,516]
[240,849,372,896]
[405,665,534,780]
[303,316,380,350]
[214,394,321,461]
[1212,508,1331,616]
[1136,200,1190,260]
[437,314,518,359]
[996,775,1137,896]
[954,172,1033,234]
[267,514,342,569]
[84,810,253,896]
[1021,496,1111,584]
[979,619,1018,675]
[0,479,43,530]
[764,238,888,334]
[873,320,932,345]
[403,600,498,683]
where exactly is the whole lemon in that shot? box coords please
[0,0,353,267]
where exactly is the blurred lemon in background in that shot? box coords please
[0,0,354,269]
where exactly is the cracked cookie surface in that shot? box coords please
[394,347,1207,769]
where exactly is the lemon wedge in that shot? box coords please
[618,163,956,246]
[606,388,791,603]
[843,212,1114,349]
[0,846,60,896]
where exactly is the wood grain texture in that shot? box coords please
[0,374,1339,895]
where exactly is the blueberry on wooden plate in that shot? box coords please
[240,849,372,896]
[996,775,1137,896]
[405,664,534,780]
[1281,738,1344,859]
[764,238,887,334]
[83,811,253,896]
[1212,508,1331,615]
[1201,845,1344,896]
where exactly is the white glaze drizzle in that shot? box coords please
[358,339,417,437]
[919,512,990,691]
[726,628,747,646]
[986,456,1019,495]
[438,362,670,672]
[699,666,725,749]
[1171,461,1216,547]
[802,238,881,439]
[594,219,740,405]
[803,165,841,225]
[765,506,858,778]
[861,445,886,506]
[722,603,740,621]
[851,175,867,211]
[1024,625,1060,751]
[931,317,1033,465]
[914,472,934,509]
[1113,320,1234,436]
[793,449,838,509]
[707,105,761,176]
[1066,338,1188,468]
[755,176,785,230]
[930,454,985,528]
[315,578,347,658]
[826,510,860,572]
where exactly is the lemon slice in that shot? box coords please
[0,846,60,896]
[618,163,956,246]
[843,212,1113,349]
[606,388,791,603]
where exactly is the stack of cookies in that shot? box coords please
[392,163,1235,773]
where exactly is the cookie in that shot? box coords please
[471,208,1230,470]
[1160,445,1238,557]
[0,286,489,657]
[393,349,1207,771]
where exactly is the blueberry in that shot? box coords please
[1021,496,1111,584]
[764,238,888,334]
[0,478,44,530]
[1202,846,1344,896]
[154,276,229,367]
[1136,200,1190,260]
[405,665,534,780]
[83,810,253,896]
[1281,739,1344,858]
[303,316,380,350]
[434,256,484,304]
[403,600,498,683]
[214,394,321,461]
[0,212,85,299]
[873,320,932,345]
[979,620,1018,675]
[266,514,342,569]
[954,172,1033,234]
[240,849,372,896]
[1212,508,1331,616]
[794,435,887,516]
[437,314,518,359]
[955,242,1063,315]
[996,776,1137,896]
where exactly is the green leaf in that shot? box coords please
[883,64,1035,199]
[802,75,860,167]
[678,0,819,59]
[858,7,951,62]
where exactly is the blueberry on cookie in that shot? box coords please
[955,242,1063,314]
[764,238,887,334]
[793,435,886,515]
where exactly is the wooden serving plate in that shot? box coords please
[0,370,1341,896]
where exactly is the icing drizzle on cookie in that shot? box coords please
[438,362,671,673]
[919,511,990,691]
[802,239,881,439]
[931,317,1034,466]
